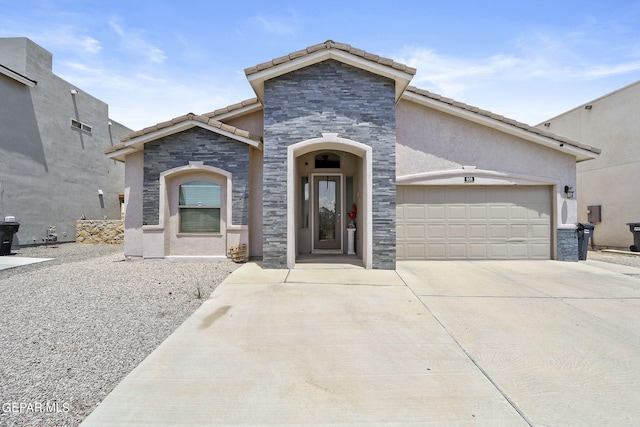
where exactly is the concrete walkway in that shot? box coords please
[0,255,51,270]
[81,260,640,426]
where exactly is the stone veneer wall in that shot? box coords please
[263,59,397,269]
[76,220,124,244]
[557,228,578,261]
[142,128,251,226]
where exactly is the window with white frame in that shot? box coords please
[70,118,92,134]
[178,180,221,233]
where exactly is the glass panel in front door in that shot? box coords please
[314,176,341,250]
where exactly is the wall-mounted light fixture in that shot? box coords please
[543,122,551,127]
[584,104,592,110]
[70,89,79,95]
[564,185,574,199]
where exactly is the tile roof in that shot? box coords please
[244,40,417,77]
[104,113,262,155]
[404,86,601,155]
[203,98,260,118]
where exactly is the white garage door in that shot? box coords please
[397,186,552,260]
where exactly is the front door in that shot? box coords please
[313,175,342,251]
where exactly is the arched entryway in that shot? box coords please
[287,133,373,269]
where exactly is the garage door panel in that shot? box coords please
[469,205,487,220]
[426,187,447,203]
[489,224,508,239]
[427,224,446,239]
[486,187,512,203]
[531,223,551,238]
[510,243,529,258]
[396,243,405,259]
[447,205,466,220]
[489,205,508,220]
[406,243,426,258]
[509,205,529,220]
[489,243,509,258]
[407,206,425,221]
[397,185,551,260]
[427,243,446,258]
[469,224,487,238]
[403,187,426,203]
[427,205,446,221]
[531,243,551,258]
[527,186,552,202]
[465,188,488,203]
[448,224,466,239]
[469,243,488,258]
[407,224,425,239]
[510,224,528,239]
[527,203,552,219]
[445,187,465,200]
[447,243,467,258]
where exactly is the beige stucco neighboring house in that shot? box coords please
[106,41,600,269]
[537,80,640,249]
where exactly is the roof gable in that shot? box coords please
[105,113,262,162]
[245,40,415,103]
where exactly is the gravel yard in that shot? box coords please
[1,244,638,427]
[0,243,239,427]
[587,248,640,268]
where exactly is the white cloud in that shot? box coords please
[392,29,640,126]
[583,61,640,78]
[108,19,166,64]
[18,25,103,55]
[253,13,297,35]
[395,36,640,100]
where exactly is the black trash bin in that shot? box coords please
[626,222,640,252]
[576,222,595,261]
[0,221,20,256]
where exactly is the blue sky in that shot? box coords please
[2,0,640,130]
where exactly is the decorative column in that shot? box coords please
[347,228,356,255]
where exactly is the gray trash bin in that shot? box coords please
[0,221,20,256]
[626,222,640,252]
[576,222,595,260]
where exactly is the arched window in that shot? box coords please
[178,180,221,233]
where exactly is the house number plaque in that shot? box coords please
[464,176,475,183]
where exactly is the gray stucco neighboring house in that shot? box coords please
[106,41,600,269]
[537,80,640,250]
[0,37,131,245]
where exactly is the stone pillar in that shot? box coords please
[557,228,578,261]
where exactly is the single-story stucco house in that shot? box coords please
[105,40,600,269]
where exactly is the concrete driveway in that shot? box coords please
[82,260,640,426]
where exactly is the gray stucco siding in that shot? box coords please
[143,127,250,226]
[0,38,128,245]
[262,59,397,269]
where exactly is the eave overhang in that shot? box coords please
[402,89,600,163]
[0,64,37,87]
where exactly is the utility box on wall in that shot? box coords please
[587,205,602,223]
